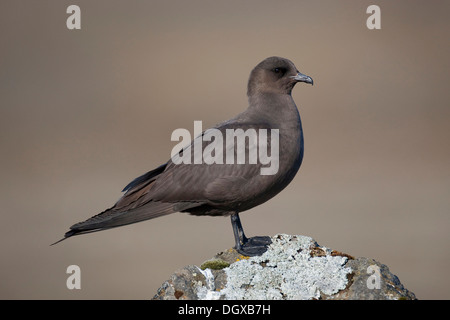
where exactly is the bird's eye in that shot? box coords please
[273,67,285,74]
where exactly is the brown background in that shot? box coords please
[1,0,449,299]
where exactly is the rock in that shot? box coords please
[152,234,416,300]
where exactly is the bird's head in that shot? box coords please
[247,56,313,96]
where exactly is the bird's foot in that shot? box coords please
[235,236,272,257]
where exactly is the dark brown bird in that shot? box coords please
[53,57,313,256]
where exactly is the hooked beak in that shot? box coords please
[292,72,313,85]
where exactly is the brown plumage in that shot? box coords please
[53,57,313,255]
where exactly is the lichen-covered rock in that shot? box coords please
[152,234,416,300]
[327,257,416,300]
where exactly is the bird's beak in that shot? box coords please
[292,72,313,85]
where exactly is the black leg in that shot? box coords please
[230,212,272,256]
[231,212,243,251]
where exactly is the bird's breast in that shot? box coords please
[236,114,303,212]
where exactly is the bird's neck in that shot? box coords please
[247,92,304,181]
[247,92,301,127]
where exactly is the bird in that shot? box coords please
[53,56,313,256]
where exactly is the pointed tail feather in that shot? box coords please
[51,201,201,245]
[50,230,78,246]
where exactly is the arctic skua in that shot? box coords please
[54,56,313,256]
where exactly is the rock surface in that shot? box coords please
[152,234,416,300]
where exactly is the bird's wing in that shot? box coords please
[57,163,198,241]
[148,120,275,204]
[56,119,275,243]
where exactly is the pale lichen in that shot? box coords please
[196,267,222,300]
[204,234,352,300]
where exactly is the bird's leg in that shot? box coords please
[230,212,272,257]
[231,212,248,250]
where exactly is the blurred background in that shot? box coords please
[1,0,449,299]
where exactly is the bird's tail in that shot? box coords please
[50,230,78,245]
[51,201,200,245]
